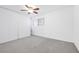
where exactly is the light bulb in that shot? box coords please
[28,9,33,13]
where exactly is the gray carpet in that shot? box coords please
[0,35,78,53]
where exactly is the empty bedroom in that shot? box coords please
[0,5,79,53]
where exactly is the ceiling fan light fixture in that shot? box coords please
[21,5,39,14]
[27,9,33,13]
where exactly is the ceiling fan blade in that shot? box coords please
[25,5,29,8]
[33,8,39,10]
[21,10,27,11]
[33,11,38,14]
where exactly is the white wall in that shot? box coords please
[73,6,79,50]
[0,7,30,43]
[33,6,74,42]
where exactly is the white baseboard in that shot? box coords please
[74,42,79,51]
[33,34,73,43]
[0,35,30,44]
[0,37,17,44]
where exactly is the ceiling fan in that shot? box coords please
[21,5,39,14]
